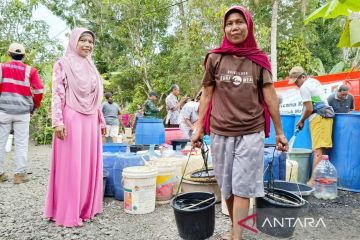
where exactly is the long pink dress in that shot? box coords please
[44,62,103,227]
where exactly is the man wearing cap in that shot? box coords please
[0,43,44,184]
[143,91,163,118]
[102,92,121,143]
[288,66,333,186]
[327,85,355,113]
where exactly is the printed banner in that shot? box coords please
[277,81,343,115]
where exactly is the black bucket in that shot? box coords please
[171,192,216,240]
[256,188,305,238]
[263,180,314,199]
[171,139,190,151]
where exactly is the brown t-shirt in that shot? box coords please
[202,53,273,137]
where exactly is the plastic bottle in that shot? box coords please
[313,155,338,200]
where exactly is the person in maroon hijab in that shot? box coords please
[192,6,288,240]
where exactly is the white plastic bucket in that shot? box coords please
[116,134,123,143]
[152,157,184,194]
[122,166,157,214]
[124,127,132,138]
[151,162,176,203]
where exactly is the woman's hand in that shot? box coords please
[275,134,289,152]
[54,126,66,140]
[101,127,107,136]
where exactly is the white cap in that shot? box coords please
[8,43,26,54]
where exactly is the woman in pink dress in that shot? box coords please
[44,28,106,227]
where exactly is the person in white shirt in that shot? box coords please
[179,92,202,139]
[165,84,185,127]
[288,66,333,187]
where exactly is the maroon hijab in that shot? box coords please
[204,6,272,73]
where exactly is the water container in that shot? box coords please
[151,157,185,195]
[265,114,295,145]
[330,113,360,192]
[103,143,128,153]
[165,128,185,144]
[171,139,190,151]
[263,147,286,181]
[152,162,176,203]
[314,155,337,200]
[103,152,120,196]
[292,115,312,149]
[116,135,123,143]
[287,148,312,184]
[123,166,158,214]
[135,118,165,145]
[113,154,149,201]
[286,160,299,182]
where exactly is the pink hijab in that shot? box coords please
[204,6,272,73]
[59,27,103,115]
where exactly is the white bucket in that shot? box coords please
[286,159,299,182]
[5,134,13,153]
[152,157,184,194]
[151,162,176,203]
[122,166,157,214]
[116,134,123,143]
[124,127,132,137]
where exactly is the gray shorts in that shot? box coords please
[211,132,265,199]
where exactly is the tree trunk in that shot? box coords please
[178,0,188,41]
[270,0,279,81]
[301,0,308,19]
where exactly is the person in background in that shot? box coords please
[327,85,355,113]
[45,28,106,227]
[0,42,44,184]
[144,91,162,118]
[165,84,185,127]
[133,105,144,130]
[288,66,333,187]
[102,92,121,143]
[192,6,288,240]
[179,92,202,139]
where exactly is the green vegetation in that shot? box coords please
[1,0,358,144]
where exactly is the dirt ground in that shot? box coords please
[0,142,359,240]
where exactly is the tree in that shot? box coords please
[305,0,360,48]
[270,0,279,81]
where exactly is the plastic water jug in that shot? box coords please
[313,155,337,200]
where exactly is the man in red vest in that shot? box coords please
[0,43,44,184]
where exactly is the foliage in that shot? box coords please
[0,0,63,144]
[42,0,353,113]
[30,84,53,145]
[304,0,360,47]
[277,37,314,79]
